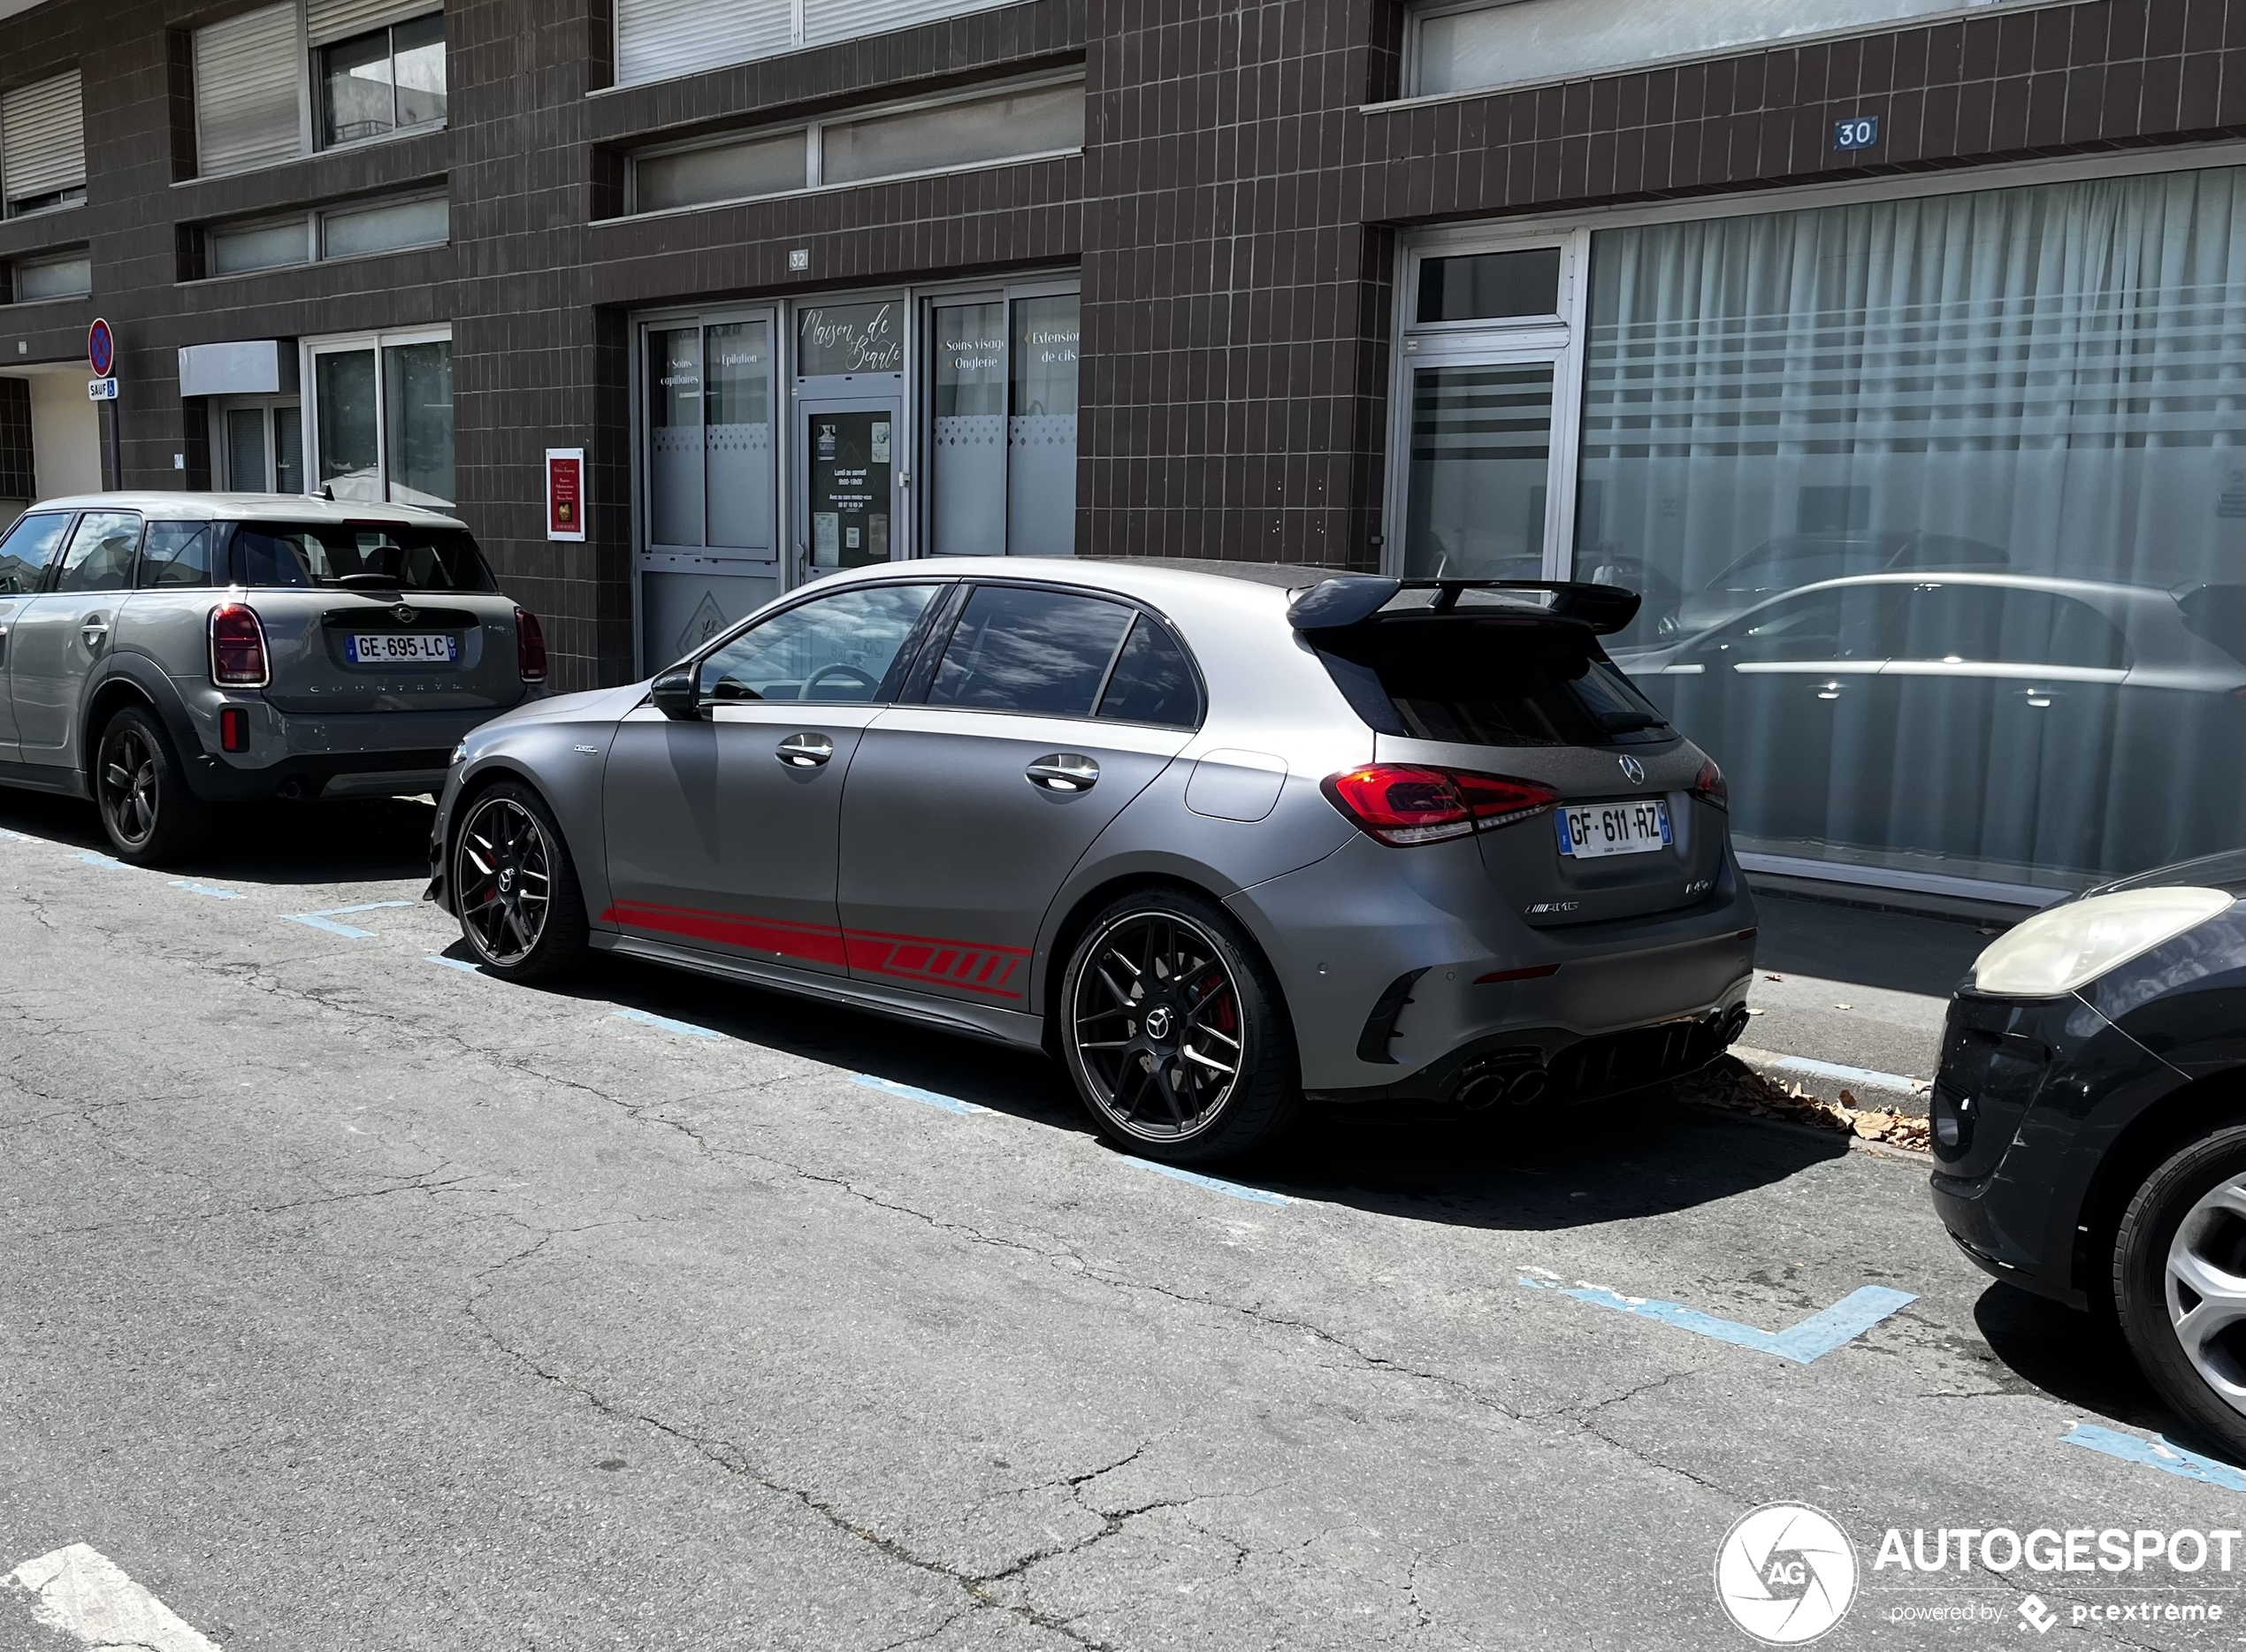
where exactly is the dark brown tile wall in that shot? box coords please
[0,0,2235,683]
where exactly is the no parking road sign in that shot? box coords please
[87,317,115,377]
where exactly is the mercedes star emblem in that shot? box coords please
[1619,754,1646,784]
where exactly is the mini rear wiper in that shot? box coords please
[334,573,405,592]
[1597,710,1669,732]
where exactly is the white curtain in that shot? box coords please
[1585,166,2246,889]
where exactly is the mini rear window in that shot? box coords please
[1317,616,1672,747]
[232,521,495,593]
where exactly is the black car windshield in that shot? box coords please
[233,521,495,592]
[1318,616,1673,747]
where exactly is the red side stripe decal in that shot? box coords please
[601,900,1028,999]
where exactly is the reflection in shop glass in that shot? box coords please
[798,303,903,375]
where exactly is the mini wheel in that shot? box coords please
[95,705,210,866]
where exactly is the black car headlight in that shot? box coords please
[1971,889,2232,998]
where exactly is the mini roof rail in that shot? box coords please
[1286,577,1641,635]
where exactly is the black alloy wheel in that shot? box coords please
[452,782,588,980]
[2116,1125,2246,1459]
[1061,890,1300,1164]
[95,706,210,866]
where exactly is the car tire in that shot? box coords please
[451,779,589,983]
[1058,887,1301,1165]
[2114,1125,2246,1458]
[95,705,210,867]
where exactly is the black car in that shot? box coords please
[1931,849,2246,1449]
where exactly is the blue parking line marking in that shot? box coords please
[0,828,38,843]
[426,954,483,975]
[282,899,415,939]
[2064,1423,2246,1494]
[852,1074,987,1115]
[613,1007,720,1039]
[1519,1273,1914,1364]
[79,852,128,870]
[171,881,241,899]
[1120,1157,1291,1206]
[1771,1054,1921,1092]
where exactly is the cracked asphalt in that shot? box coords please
[3,791,2242,1650]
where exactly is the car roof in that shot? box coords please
[805,554,1327,615]
[25,492,470,530]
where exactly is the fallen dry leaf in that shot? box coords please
[1671,1059,1931,1154]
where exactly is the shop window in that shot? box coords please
[7,249,91,303]
[1576,164,2246,891]
[319,12,446,148]
[927,290,1080,556]
[646,317,775,554]
[308,331,450,507]
[0,72,86,218]
[1402,363,1555,578]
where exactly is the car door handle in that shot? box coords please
[80,620,109,649]
[1027,753,1100,792]
[775,731,835,768]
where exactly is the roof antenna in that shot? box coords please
[320,484,334,501]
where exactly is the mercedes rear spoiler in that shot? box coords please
[1286,576,1642,636]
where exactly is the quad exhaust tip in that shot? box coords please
[1453,1058,1550,1112]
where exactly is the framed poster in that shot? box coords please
[546,447,586,541]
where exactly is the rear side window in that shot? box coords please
[1318,616,1671,746]
[54,511,141,594]
[232,521,494,592]
[137,522,220,589]
[0,511,68,594]
[928,585,1134,717]
[1096,615,1201,727]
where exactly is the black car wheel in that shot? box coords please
[1059,889,1300,1164]
[452,781,589,981]
[2116,1125,2246,1457]
[95,706,210,866]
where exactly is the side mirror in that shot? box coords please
[649,667,701,720]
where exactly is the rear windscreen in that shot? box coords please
[233,522,495,593]
[1317,616,1672,747]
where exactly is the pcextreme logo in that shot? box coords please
[1715,1503,1860,1645]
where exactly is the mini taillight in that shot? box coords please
[516,606,547,682]
[210,603,269,687]
[1693,760,1730,812]
[219,707,249,753]
[1321,765,1558,847]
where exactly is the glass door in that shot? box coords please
[638,309,782,672]
[213,399,305,493]
[797,397,903,576]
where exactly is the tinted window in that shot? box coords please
[0,511,68,594]
[1096,615,1200,727]
[1319,616,1671,747]
[137,522,219,589]
[698,584,936,704]
[54,512,141,594]
[233,521,494,592]
[927,585,1133,717]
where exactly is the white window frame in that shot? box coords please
[1384,140,2246,907]
[299,323,453,505]
[209,395,305,493]
[1384,141,2246,582]
[5,246,93,304]
[623,69,1085,219]
[632,301,786,563]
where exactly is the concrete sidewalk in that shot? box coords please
[1735,877,2020,1113]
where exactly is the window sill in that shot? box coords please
[2,291,93,308]
[176,124,449,187]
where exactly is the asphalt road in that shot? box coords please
[3,792,2240,1651]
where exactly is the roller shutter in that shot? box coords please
[1,72,85,207]
[799,0,1013,50]
[305,0,439,46]
[194,4,302,176]
[615,0,793,85]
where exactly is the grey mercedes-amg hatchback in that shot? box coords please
[430,558,1757,1161]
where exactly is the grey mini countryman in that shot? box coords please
[431,559,1757,1162]
[0,494,546,863]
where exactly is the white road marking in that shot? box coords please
[4,1543,222,1651]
